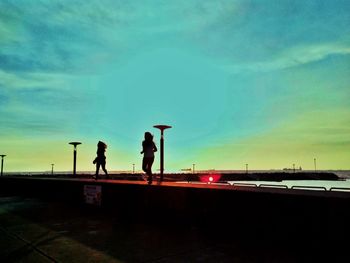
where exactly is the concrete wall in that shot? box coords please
[0,176,349,254]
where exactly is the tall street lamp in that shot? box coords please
[153,125,172,182]
[0,155,6,176]
[51,163,54,176]
[69,142,81,176]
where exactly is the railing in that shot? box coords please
[226,182,350,193]
[330,187,350,192]
[291,186,327,191]
[232,183,258,187]
[259,184,288,189]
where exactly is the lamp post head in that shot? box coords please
[0,155,6,158]
[153,125,172,133]
[69,142,82,148]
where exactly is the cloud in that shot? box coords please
[0,69,89,136]
[3,0,348,76]
[0,69,72,90]
[223,43,350,73]
[0,1,121,74]
[183,0,350,72]
[0,104,70,137]
[0,0,243,74]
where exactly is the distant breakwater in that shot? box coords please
[3,171,340,182]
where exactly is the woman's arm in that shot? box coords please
[153,142,158,152]
[140,141,145,154]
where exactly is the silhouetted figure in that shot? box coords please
[93,141,108,180]
[141,132,157,184]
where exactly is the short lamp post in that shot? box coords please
[69,142,81,176]
[0,155,6,176]
[153,125,172,182]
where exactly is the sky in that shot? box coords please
[0,0,349,172]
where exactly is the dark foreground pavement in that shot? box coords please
[0,196,348,263]
[0,196,266,263]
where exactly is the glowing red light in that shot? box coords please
[199,173,222,183]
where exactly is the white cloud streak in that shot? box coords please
[223,43,350,73]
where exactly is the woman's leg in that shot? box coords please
[147,157,154,175]
[142,157,148,173]
[101,162,108,175]
[95,163,100,175]
[147,157,154,184]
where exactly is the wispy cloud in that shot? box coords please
[0,1,121,74]
[0,0,240,75]
[2,0,349,75]
[0,70,68,90]
[223,43,350,73]
[185,0,350,72]
[0,69,89,136]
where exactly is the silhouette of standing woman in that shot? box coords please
[93,141,108,180]
[141,132,157,184]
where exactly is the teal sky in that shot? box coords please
[0,0,349,172]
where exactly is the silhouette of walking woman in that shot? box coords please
[141,132,157,184]
[93,141,108,180]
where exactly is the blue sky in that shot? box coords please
[0,0,349,172]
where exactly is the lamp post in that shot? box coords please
[245,164,248,174]
[51,163,54,176]
[69,142,81,176]
[293,163,295,173]
[153,125,172,182]
[133,163,135,174]
[192,164,195,174]
[0,155,6,176]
